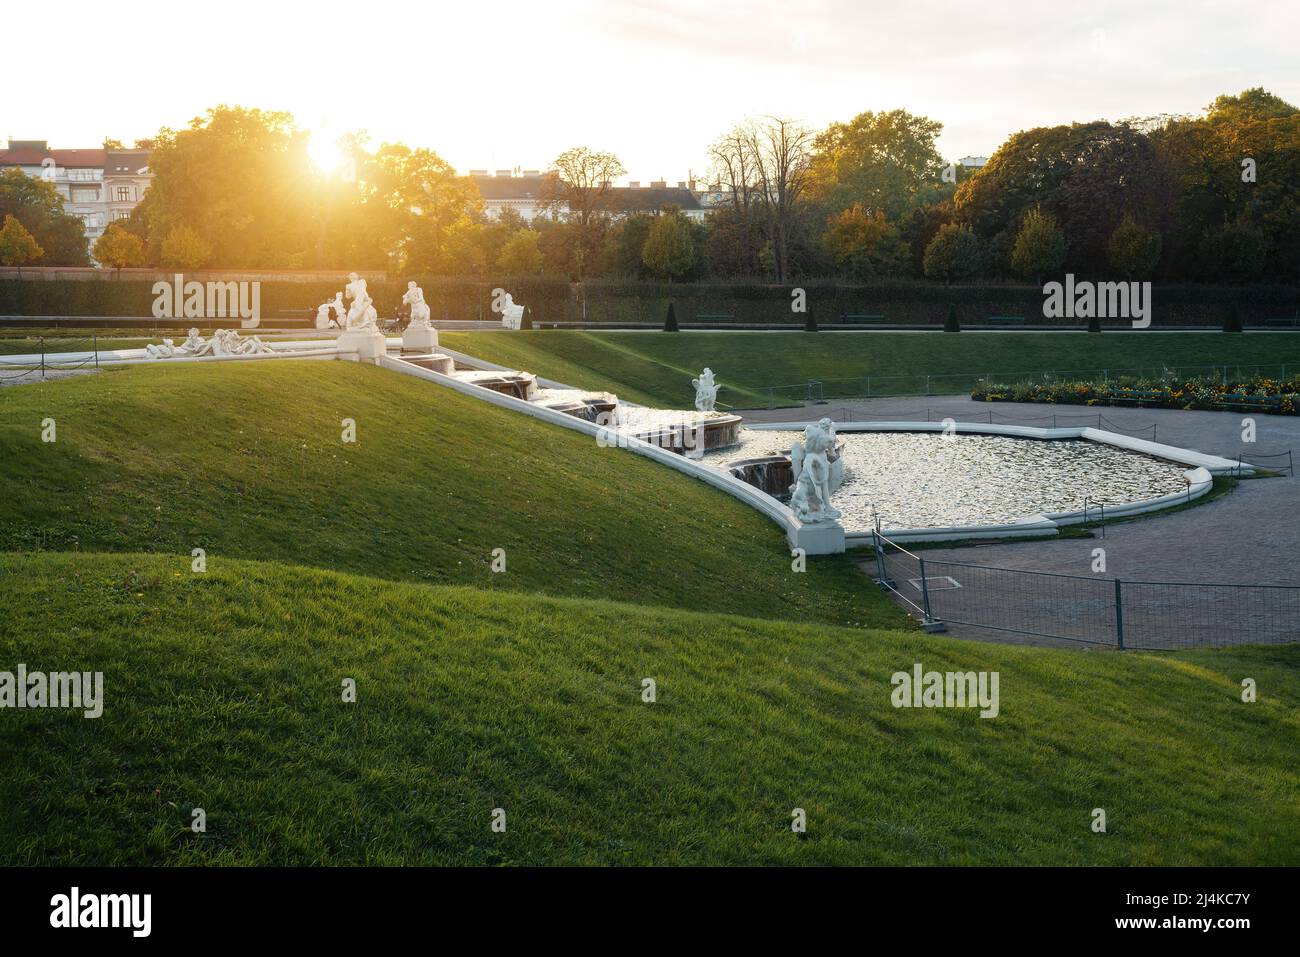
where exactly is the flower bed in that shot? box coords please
[971,376,1300,415]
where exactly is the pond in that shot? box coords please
[707,430,1191,529]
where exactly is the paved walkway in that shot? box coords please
[744,396,1299,649]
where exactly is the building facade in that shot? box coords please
[0,140,152,249]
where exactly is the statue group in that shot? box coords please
[315,273,381,331]
[789,418,842,525]
[403,281,432,328]
[144,328,274,359]
[499,293,524,330]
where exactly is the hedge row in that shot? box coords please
[1,277,1297,326]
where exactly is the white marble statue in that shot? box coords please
[330,292,346,326]
[316,299,340,329]
[345,273,378,330]
[692,368,720,412]
[403,281,432,328]
[143,328,272,359]
[499,292,524,330]
[789,418,842,524]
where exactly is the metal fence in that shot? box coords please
[870,531,1300,650]
[756,362,1300,408]
[0,337,107,382]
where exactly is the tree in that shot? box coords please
[541,147,625,280]
[922,223,983,283]
[663,301,679,332]
[807,109,949,221]
[160,223,213,269]
[1010,206,1066,282]
[93,223,145,275]
[496,230,543,274]
[102,138,124,149]
[0,169,89,266]
[0,214,43,276]
[823,204,909,280]
[743,117,815,282]
[641,208,696,280]
[1106,215,1162,279]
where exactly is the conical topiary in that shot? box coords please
[804,308,818,332]
[521,305,533,330]
[944,304,960,332]
[664,301,679,332]
[1224,305,1243,333]
[1087,314,1101,333]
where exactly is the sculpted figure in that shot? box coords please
[345,273,378,330]
[403,281,432,328]
[789,418,841,524]
[499,292,524,330]
[692,368,720,412]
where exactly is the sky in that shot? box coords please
[5,0,1298,181]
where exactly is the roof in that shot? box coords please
[104,149,152,175]
[0,147,106,168]
[472,174,702,212]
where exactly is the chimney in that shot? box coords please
[522,169,540,176]
[628,180,640,188]
[495,169,512,177]
[469,169,488,175]
[676,181,686,188]
[650,180,666,188]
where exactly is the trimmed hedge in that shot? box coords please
[1,276,1297,327]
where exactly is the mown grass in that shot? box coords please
[1,552,1296,866]
[441,330,1300,408]
[0,359,897,630]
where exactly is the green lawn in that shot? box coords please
[2,551,1296,866]
[0,360,895,630]
[2,357,1296,866]
[441,330,1300,407]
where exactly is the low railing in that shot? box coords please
[870,530,1300,650]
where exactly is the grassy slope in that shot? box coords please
[441,330,1300,408]
[1,552,1296,866]
[0,360,897,630]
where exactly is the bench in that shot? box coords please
[1262,317,1300,329]
[986,315,1026,324]
[1216,393,1285,412]
[694,314,736,322]
[839,314,886,324]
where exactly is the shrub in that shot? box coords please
[663,301,679,332]
[943,304,960,332]
[804,307,818,332]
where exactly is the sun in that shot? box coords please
[307,131,346,174]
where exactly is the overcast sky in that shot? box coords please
[7,0,1297,180]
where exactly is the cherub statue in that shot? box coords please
[789,419,841,524]
[692,368,720,412]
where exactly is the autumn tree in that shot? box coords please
[160,223,213,269]
[496,230,543,274]
[541,147,625,279]
[93,223,146,276]
[0,169,89,266]
[743,117,815,282]
[1010,206,1066,282]
[641,207,696,281]
[922,223,983,284]
[823,204,909,280]
[1106,215,1162,278]
[0,214,44,276]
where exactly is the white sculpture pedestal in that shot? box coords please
[787,520,846,556]
[336,328,388,362]
[402,324,439,353]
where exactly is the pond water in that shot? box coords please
[706,430,1190,529]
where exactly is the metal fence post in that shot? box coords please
[1114,578,1125,650]
[93,335,99,369]
[873,530,886,584]
[40,337,45,379]
[918,556,934,621]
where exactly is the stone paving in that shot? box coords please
[744,396,1300,649]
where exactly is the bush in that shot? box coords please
[521,305,533,330]
[804,308,817,332]
[1224,304,1244,333]
[943,304,960,332]
[663,301,678,332]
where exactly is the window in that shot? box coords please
[116,186,132,201]
[113,211,131,221]
[71,188,100,203]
